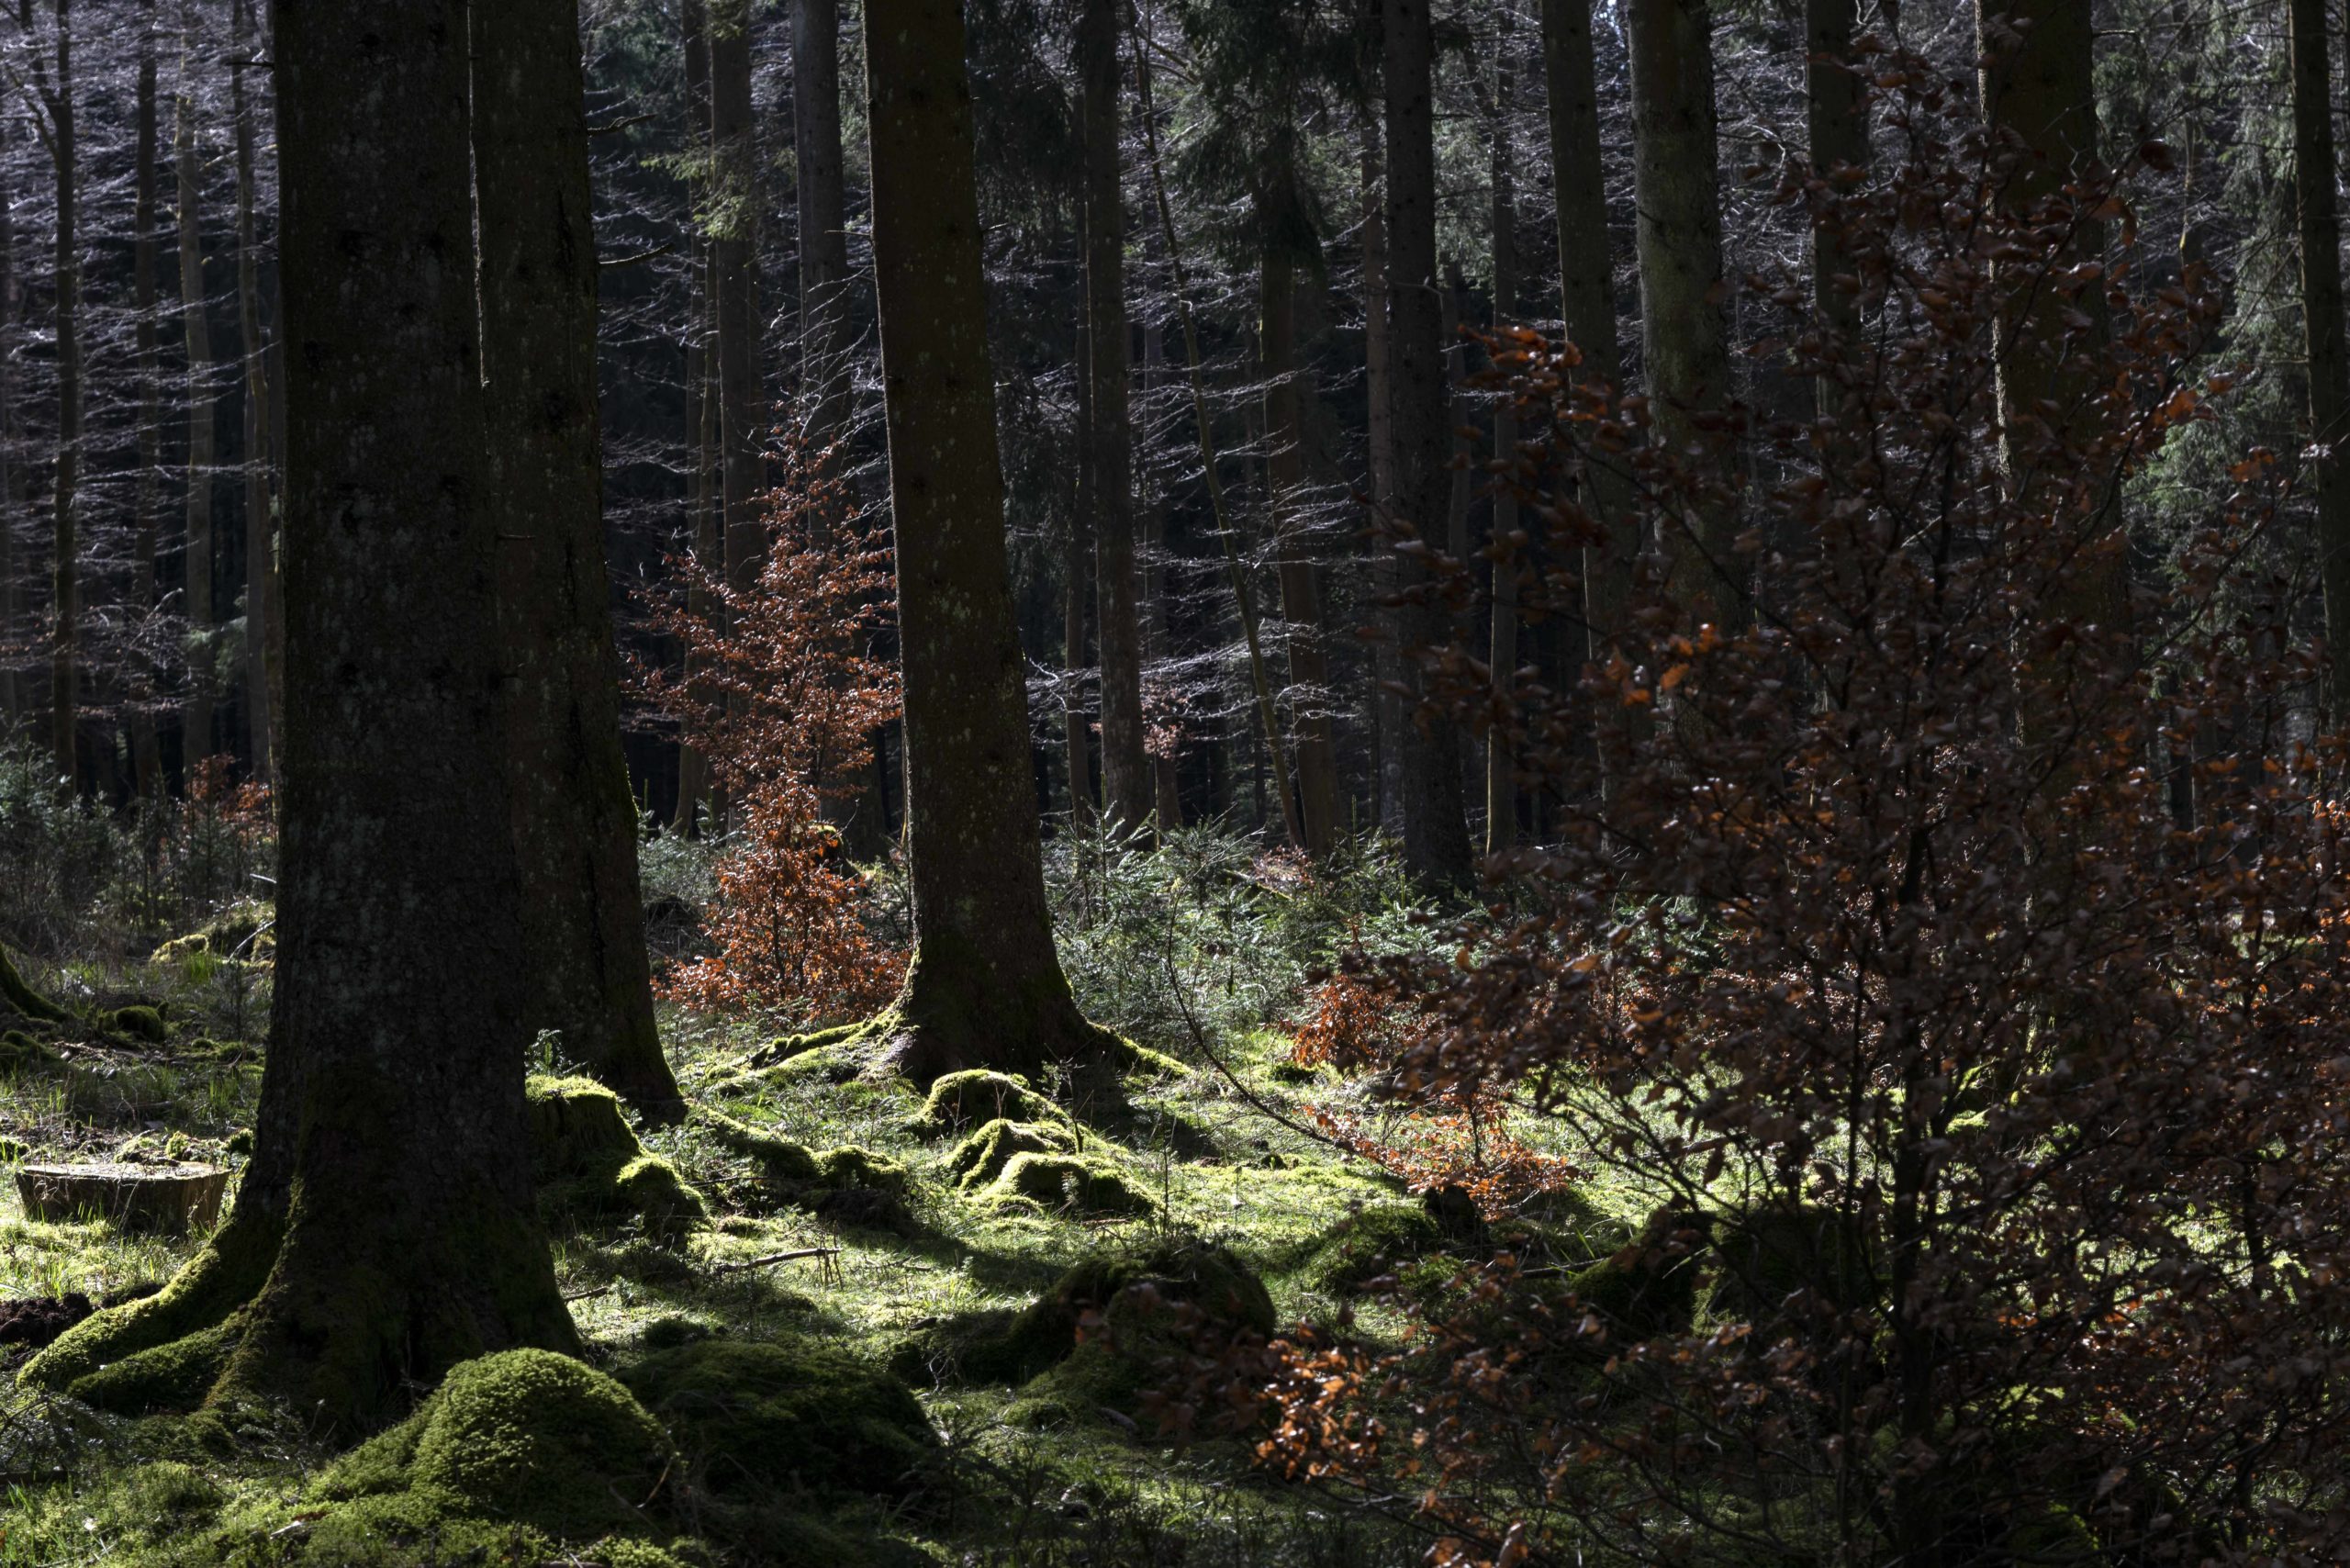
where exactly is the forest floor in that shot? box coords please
[0,865,1636,1568]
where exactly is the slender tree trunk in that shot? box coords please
[174,2,216,767]
[232,0,271,781]
[129,0,161,794]
[1543,0,1633,668]
[1384,0,1473,886]
[1626,0,1740,632]
[474,0,682,1121]
[25,0,575,1426]
[794,0,850,446]
[1806,0,1865,415]
[1139,314,1182,828]
[863,0,1114,1081]
[2292,0,2350,704]
[1486,29,1520,855]
[0,123,13,733]
[672,0,714,833]
[1081,0,1149,836]
[710,0,761,618]
[1263,247,1337,857]
[1067,310,1095,825]
[44,0,80,789]
[1978,0,2124,633]
[1360,119,1404,835]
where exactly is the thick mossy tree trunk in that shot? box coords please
[21,0,576,1428]
[861,0,1118,1084]
[473,0,680,1122]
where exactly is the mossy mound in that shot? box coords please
[321,1349,672,1537]
[112,1004,168,1043]
[912,1070,1067,1135]
[528,1075,705,1235]
[1304,1202,1445,1295]
[619,1337,937,1498]
[0,943,66,1024]
[981,1151,1155,1217]
[150,902,274,966]
[1563,1206,1710,1344]
[890,1239,1275,1419]
[945,1116,1075,1191]
[697,1110,911,1229]
[0,1028,60,1072]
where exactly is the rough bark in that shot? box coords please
[174,0,215,768]
[1626,0,1740,631]
[1081,0,1150,836]
[1067,310,1095,826]
[1263,246,1337,857]
[231,0,270,781]
[710,0,761,617]
[793,0,850,446]
[1139,314,1182,828]
[474,0,681,1120]
[23,0,575,1427]
[1486,30,1520,855]
[0,119,12,731]
[43,0,79,787]
[1806,0,1866,415]
[129,0,160,794]
[1383,0,1473,887]
[1542,0,1634,667]
[2291,0,2350,703]
[671,0,715,833]
[1360,119,1404,835]
[862,0,1116,1081]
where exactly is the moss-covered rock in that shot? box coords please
[890,1240,1274,1423]
[112,1003,168,1042]
[945,1116,1075,1191]
[912,1069,1067,1135]
[981,1151,1155,1217]
[620,1337,937,1498]
[1304,1202,1445,1295]
[697,1110,911,1229]
[528,1075,705,1235]
[150,902,274,967]
[1563,1206,1710,1344]
[0,943,66,1024]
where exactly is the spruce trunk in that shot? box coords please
[474,0,681,1120]
[2293,0,2350,704]
[1262,247,1337,857]
[863,0,1115,1083]
[23,0,576,1427]
[175,5,215,768]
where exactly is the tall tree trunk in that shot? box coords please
[863,0,1115,1082]
[710,0,761,619]
[175,2,217,767]
[0,119,13,732]
[474,0,682,1121]
[232,0,271,781]
[1626,0,1739,632]
[1486,28,1520,855]
[1081,0,1149,836]
[1978,1,2124,632]
[2292,0,2350,704]
[672,0,715,834]
[1139,313,1182,828]
[794,0,850,445]
[1543,0,1633,670]
[1384,0,1473,886]
[1067,310,1095,826]
[44,0,80,789]
[1360,118,1404,836]
[129,0,161,794]
[1263,247,1337,857]
[24,0,575,1426]
[1805,0,1865,415]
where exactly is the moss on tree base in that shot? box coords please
[0,944,67,1024]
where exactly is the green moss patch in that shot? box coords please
[1303,1202,1444,1295]
[945,1117,1075,1191]
[620,1337,937,1498]
[912,1070,1067,1135]
[0,942,66,1024]
[981,1152,1155,1218]
[697,1109,911,1229]
[0,1027,60,1071]
[1564,1207,1710,1343]
[112,1003,169,1042]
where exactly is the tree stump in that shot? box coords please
[16,1162,229,1232]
